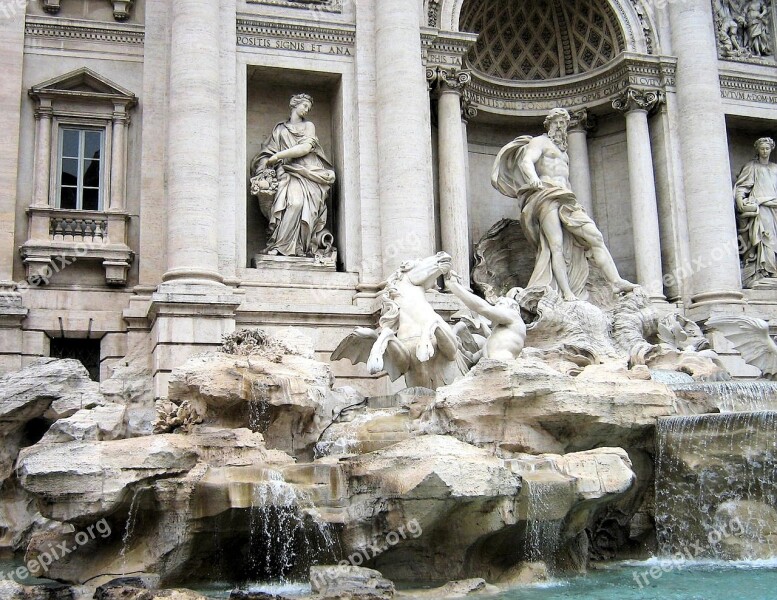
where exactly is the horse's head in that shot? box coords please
[400,252,452,288]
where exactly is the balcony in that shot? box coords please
[20,207,134,286]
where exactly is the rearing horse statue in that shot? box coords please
[332,252,474,389]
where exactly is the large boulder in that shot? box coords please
[0,358,105,479]
[420,358,715,455]
[166,330,360,459]
[310,565,394,600]
[17,435,198,524]
[336,436,634,582]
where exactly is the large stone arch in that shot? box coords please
[426,0,658,56]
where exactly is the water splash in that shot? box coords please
[247,469,335,582]
[655,411,777,560]
[314,409,398,458]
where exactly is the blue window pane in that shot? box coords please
[83,159,100,188]
[61,158,78,186]
[84,131,102,160]
[62,130,80,158]
[82,188,99,211]
[60,187,77,209]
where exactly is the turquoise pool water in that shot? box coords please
[493,560,777,600]
[198,560,777,599]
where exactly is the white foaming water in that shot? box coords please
[247,469,335,581]
[655,411,777,560]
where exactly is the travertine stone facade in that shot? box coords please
[2,0,777,389]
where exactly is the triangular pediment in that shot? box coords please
[30,68,136,102]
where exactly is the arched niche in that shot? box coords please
[426,0,657,56]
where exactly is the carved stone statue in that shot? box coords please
[491,107,635,302]
[743,0,772,56]
[332,253,480,390]
[707,315,777,379]
[250,94,336,259]
[443,270,526,362]
[735,137,777,287]
[714,0,748,57]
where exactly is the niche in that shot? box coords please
[245,66,343,271]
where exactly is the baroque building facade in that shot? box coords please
[0,0,776,394]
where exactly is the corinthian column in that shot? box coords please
[612,88,666,301]
[566,109,595,216]
[429,67,471,285]
[375,0,436,274]
[164,0,222,284]
[669,0,743,307]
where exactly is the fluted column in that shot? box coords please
[429,67,471,285]
[669,0,743,306]
[567,109,595,216]
[375,0,436,274]
[32,102,53,208]
[612,88,666,301]
[164,0,222,284]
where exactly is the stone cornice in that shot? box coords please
[461,52,676,117]
[720,72,777,105]
[236,15,355,53]
[25,15,144,46]
[422,28,479,69]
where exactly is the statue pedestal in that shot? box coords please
[252,252,337,272]
[751,277,777,290]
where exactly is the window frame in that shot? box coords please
[48,116,114,214]
[56,126,107,212]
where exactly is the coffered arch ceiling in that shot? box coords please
[459,0,627,81]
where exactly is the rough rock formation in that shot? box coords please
[0,323,729,592]
[334,436,634,582]
[310,565,395,600]
[420,358,715,455]
[167,329,360,458]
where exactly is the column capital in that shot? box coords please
[612,88,663,115]
[426,67,471,95]
[461,94,478,123]
[568,108,597,134]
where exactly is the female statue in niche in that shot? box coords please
[735,136,777,287]
[250,94,336,258]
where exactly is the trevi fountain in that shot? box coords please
[3,0,777,598]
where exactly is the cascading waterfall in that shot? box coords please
[655,411,777,560]
[668,381,777,412]
[247,469,335,582]
[249,380,272,432]
[120,486,146,572]
[522,477,563,568]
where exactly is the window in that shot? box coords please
[58,128,105,211]
[22,68,137,286]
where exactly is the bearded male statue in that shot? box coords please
[491,107,635,301]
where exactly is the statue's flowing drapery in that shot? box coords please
[735,159,777,286]
[254,122,335,256]
[491,136,596,297]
